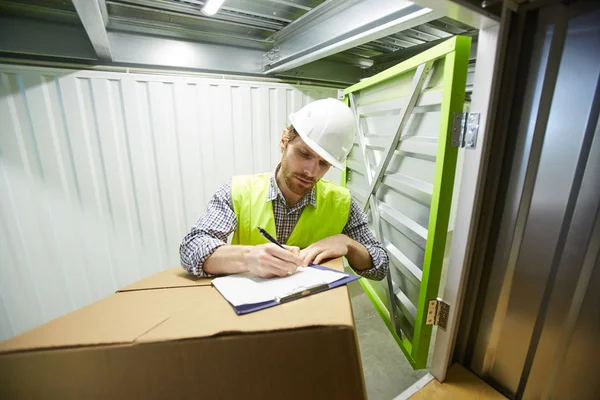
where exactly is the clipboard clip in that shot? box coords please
[276,282,330,303]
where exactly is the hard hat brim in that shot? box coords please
[296,131,346,171]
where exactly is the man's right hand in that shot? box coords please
[245,244,305,278]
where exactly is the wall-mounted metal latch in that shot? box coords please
[426,298,450,330]
[451,112,480,148]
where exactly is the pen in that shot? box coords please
[257,226,304,275]
[257,226,286,249]
[276,282,330,303]
[257,226,312,275]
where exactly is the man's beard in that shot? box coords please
[281,160,314,197]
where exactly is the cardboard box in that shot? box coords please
[0,258,366,399]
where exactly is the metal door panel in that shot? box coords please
[386,153,436,183]
[553,248,600,399]
[343,36,471,368]
[379,185,431,229]
[486,5,600,394]
[463,1,600,397]
[381,220,426,271]
[527,107,600,400]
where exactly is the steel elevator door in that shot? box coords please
[464,1,600,399]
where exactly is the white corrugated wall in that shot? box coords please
[0,64,338,340]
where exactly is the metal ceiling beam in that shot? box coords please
[105,0,291,49]
[0,16,97,60]
[107,0,288,30]
[327,52,374,69]
[262,0,441,74]
[72,0,113,61]
[0,14,359,83]
[107,31,264,74]
[98,0,109,26]
[108,31,361,83]
[0,0,80,25]
[267,0,312,12]
[107,18,271,51]
[279,58,361,85]
[409,0,499,28]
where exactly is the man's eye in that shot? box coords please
[299,151,310,158]
[319,160,330,167]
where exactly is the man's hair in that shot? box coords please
[282,125,298,144]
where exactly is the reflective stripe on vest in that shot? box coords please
[231,173,351,249]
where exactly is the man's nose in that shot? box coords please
[304,159,319,177]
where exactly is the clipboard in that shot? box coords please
[213,264,360,315]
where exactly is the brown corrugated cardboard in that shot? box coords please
[118,266,212,291]
[0,258,366,399]
[0,288,195,353]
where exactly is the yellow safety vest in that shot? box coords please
[231,173,351,249]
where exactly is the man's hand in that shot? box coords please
[245,244,305,278]
[299,234,351,266]
[284,245,301,256]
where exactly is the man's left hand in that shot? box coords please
[299,234,350,266]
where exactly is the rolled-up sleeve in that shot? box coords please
[343,199,389,281]
[179,182,236,277]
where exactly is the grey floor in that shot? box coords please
[347,280,428,400]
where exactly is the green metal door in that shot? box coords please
[343,36,471,369]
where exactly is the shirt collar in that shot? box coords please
[268,165,317,209]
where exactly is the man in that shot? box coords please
[180,98,388,280]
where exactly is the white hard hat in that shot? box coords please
[289,98,356,170]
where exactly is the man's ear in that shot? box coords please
[280,135,287,152]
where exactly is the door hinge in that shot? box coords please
[451,112,480,148]
[426,298,450,330]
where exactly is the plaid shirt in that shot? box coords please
[180,169,389,280]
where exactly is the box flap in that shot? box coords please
[118,267,212,292]
[137,285,354,343]
[137,255,352,342]
[0,288,205,354]
[0,258,353,354]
